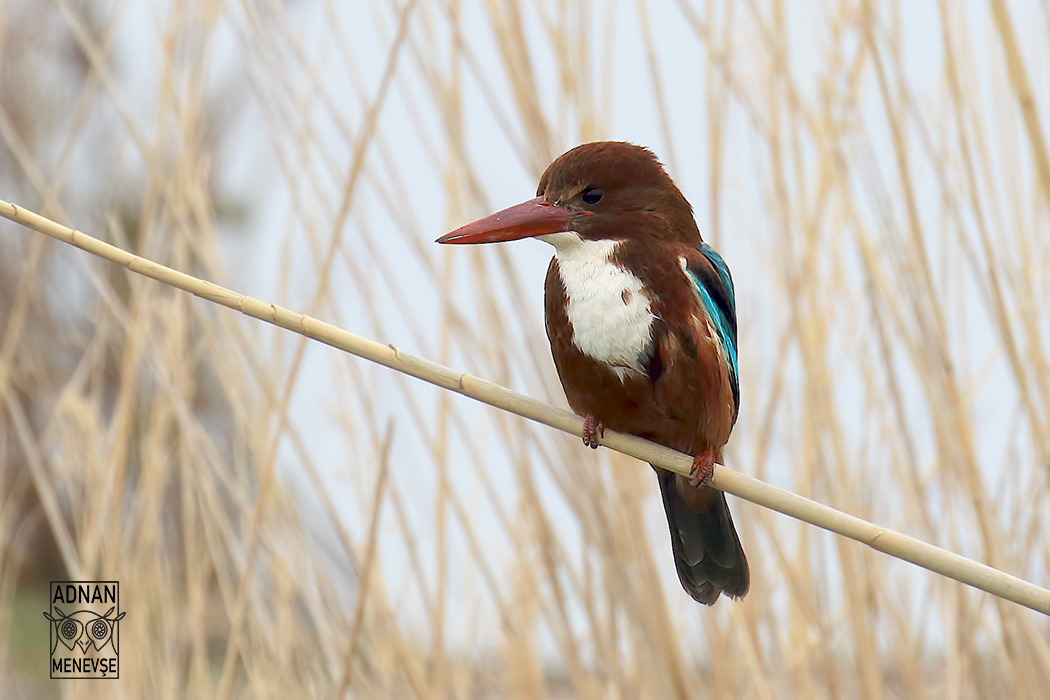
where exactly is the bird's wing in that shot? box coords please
[680,243,739,415]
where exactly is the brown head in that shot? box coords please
[437,142,702,247]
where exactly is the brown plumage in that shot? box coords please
[438,142,749,604]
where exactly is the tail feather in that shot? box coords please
[656,469,749,605]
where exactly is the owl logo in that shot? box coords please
[44,606,125,655]
[46,581,124,679]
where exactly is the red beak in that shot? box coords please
[436,197,588,245]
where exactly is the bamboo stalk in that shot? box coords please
[2,197,1048,618]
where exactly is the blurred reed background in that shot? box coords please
[1,0,1049,697]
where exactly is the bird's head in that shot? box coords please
[436,142,701,249]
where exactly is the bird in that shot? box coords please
[437,142,748,605]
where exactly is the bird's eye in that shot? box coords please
[581,188,603,204]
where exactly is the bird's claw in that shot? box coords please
[582,416,604,449]
[689,451,715,487]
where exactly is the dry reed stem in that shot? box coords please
[988,0,1050,213]
[337,421,393,696]
[3,197,1048,623]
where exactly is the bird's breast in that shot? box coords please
[553,239,655,380]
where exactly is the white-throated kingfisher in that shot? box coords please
[437,142,748,605]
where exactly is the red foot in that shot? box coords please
[582,416,604,449]
[689,450,715,487]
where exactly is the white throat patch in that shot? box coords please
[545,234,655,380]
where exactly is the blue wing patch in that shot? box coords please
[685,244,739,409]
[700,244,736,318]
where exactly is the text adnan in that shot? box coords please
[52,583,117,605]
